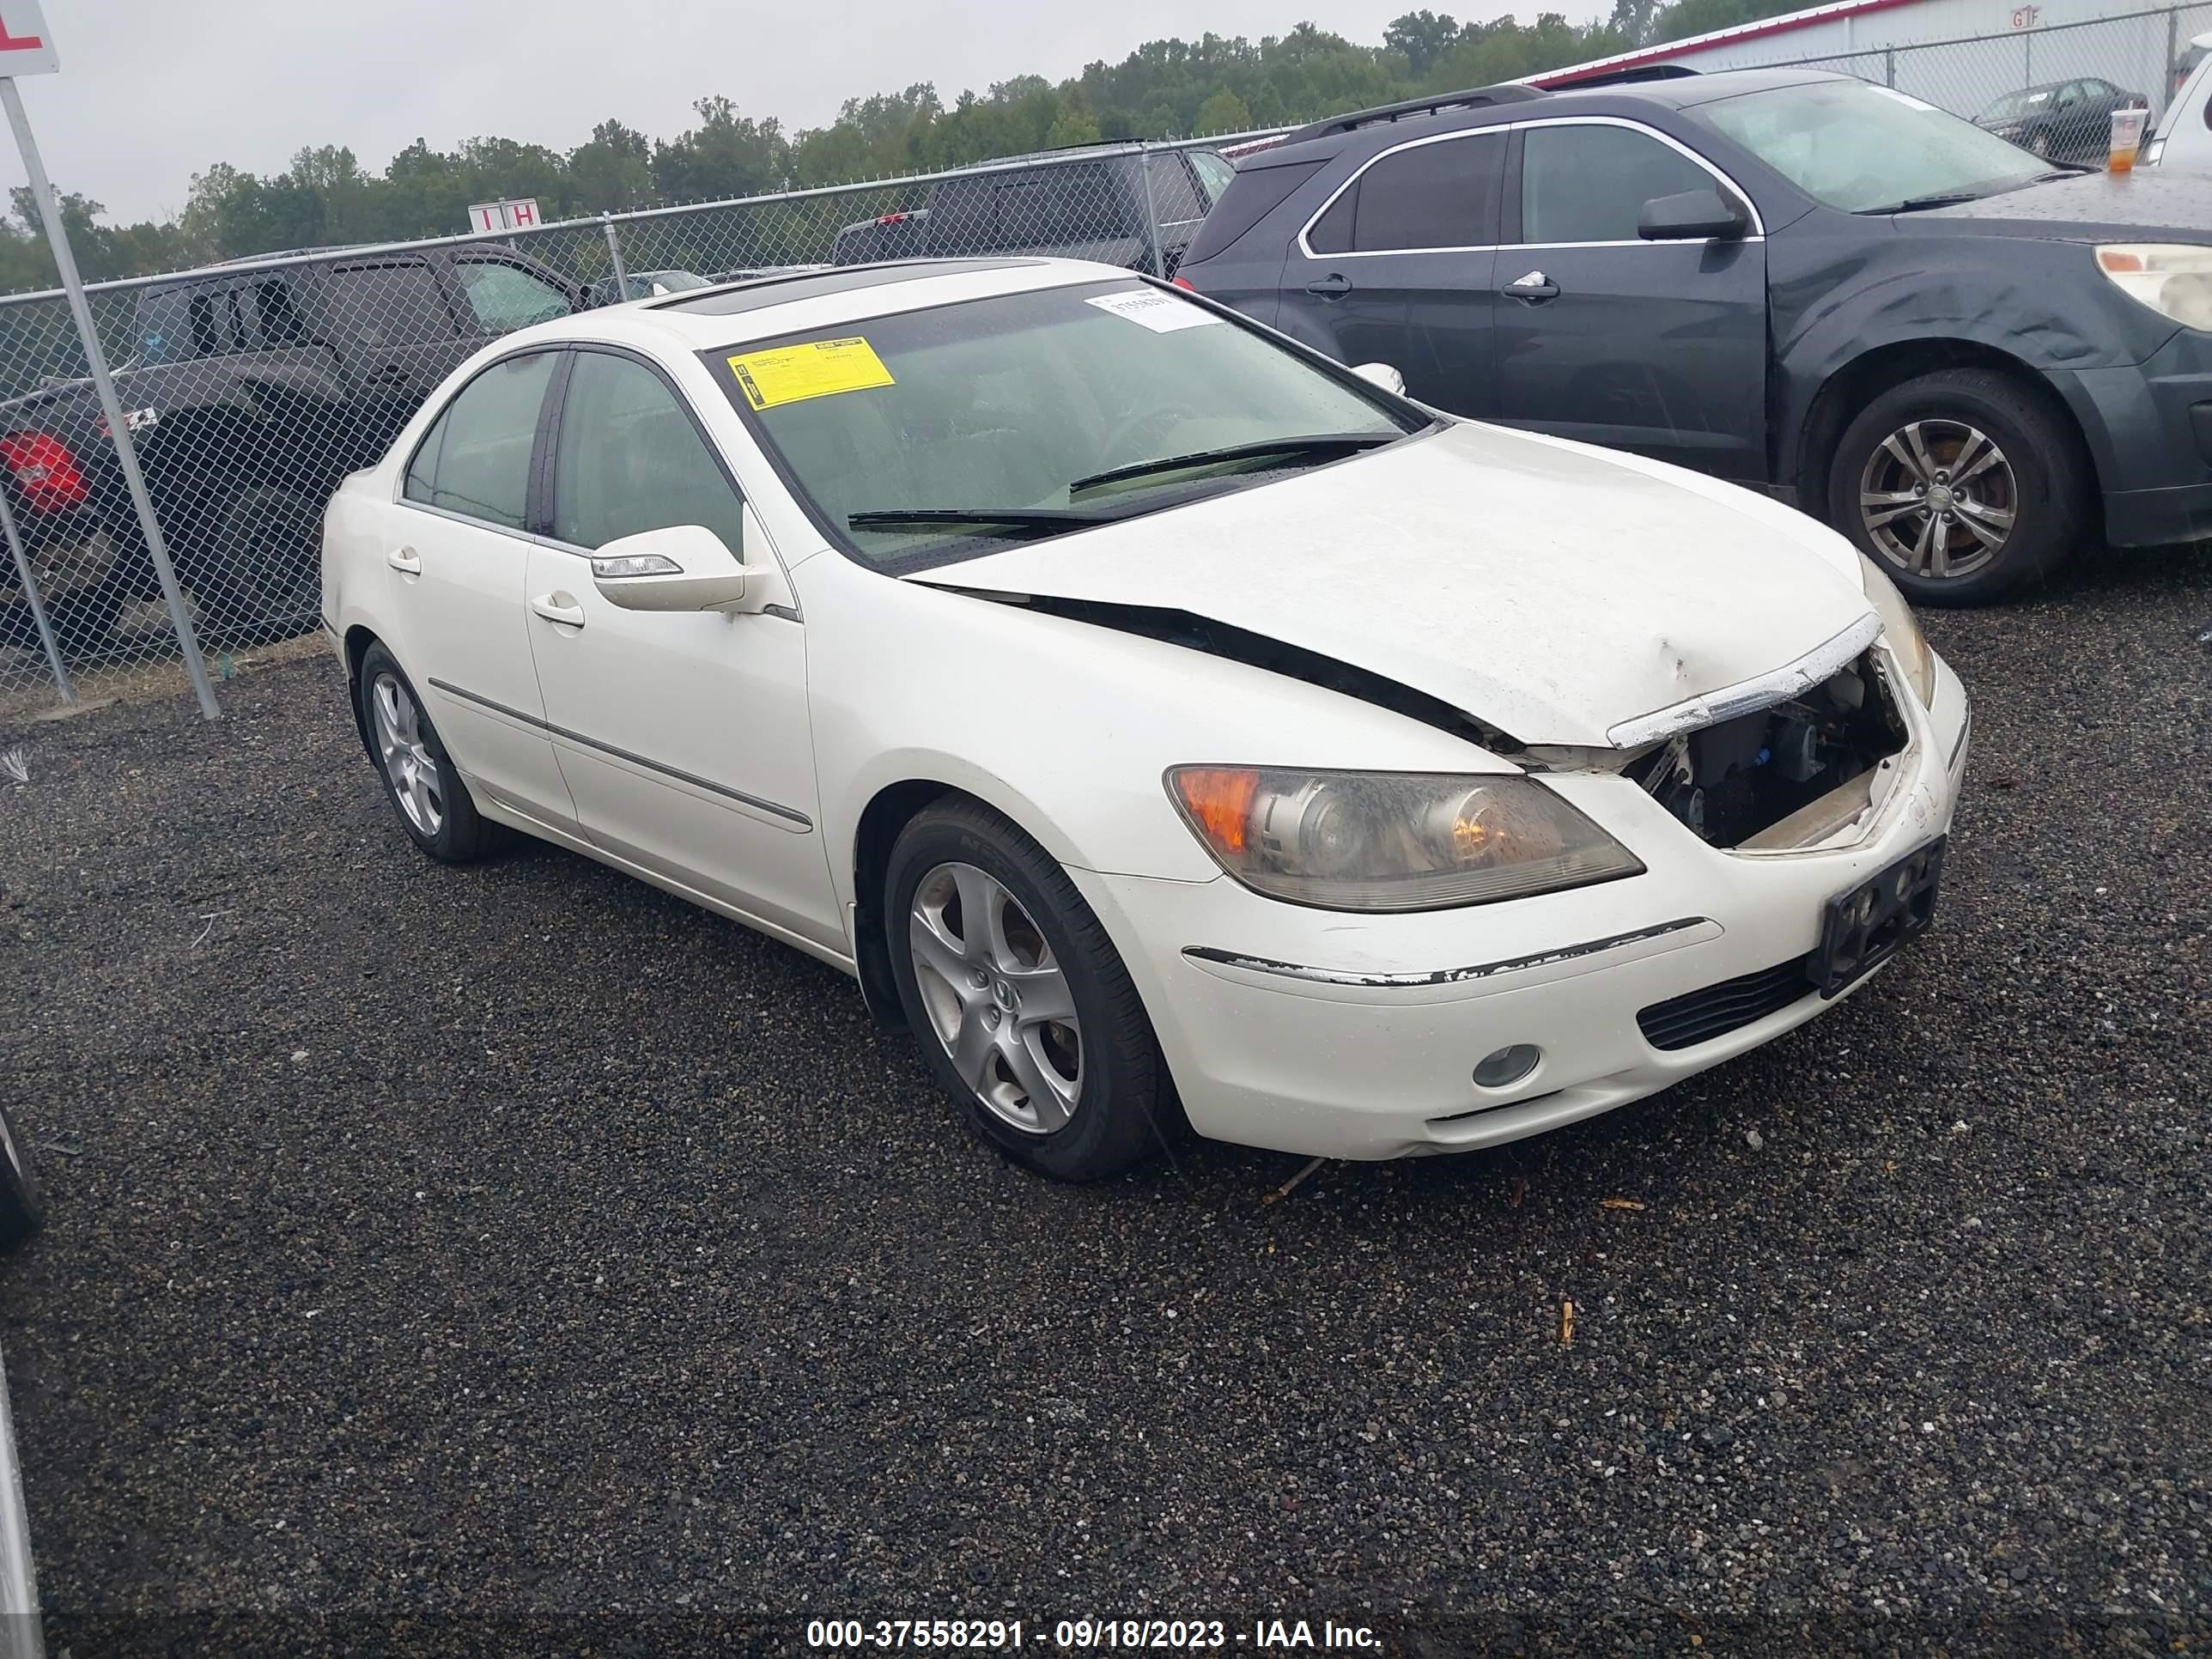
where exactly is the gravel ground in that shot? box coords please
[0,547,2206,1656]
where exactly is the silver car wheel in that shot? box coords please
[908,861,1082,1134]
[371,672,445,838]
[1859,418,2017,581]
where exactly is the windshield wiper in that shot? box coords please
[1067,432,1395,495]
[1855,190,1986,215]
[847,507,1128,537]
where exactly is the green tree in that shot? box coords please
[1193,88,1253,134]
[1385,10,1464,76]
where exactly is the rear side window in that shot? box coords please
[1520,125,1713,244]
[1144,155,1207,227]
[1189,151,1236,204]
[996,163,1136,245]
[551,351,745,553]
[1185,159,1323,264]
[324,262,460,347]
[1308,133,1504,253]
[403,351,558,531]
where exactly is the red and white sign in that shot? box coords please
[0,1,57,76]
[467,198,542,234]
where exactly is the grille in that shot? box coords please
[1637,958,1813,1052]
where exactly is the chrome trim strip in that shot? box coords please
[1295,114,1766,261]
[1605,612,1884,750]
[425,678,813,829]
[0,1347,43,1651]
[1182,915,1709,989]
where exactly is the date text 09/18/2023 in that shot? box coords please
[803,1617,1385,1650]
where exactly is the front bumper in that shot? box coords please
[2052,325,2212,547]
[1073,650,1972,1161]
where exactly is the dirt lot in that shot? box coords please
[0,550,2206,1656]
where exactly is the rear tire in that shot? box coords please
[884,799,1165,1181]
[0,1103,44,1250]
[1826,367,2087,607]
[356,641,507,864]
[179,482,326,646]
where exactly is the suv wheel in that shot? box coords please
[181,483,326,645]
[1826,368,2087,606]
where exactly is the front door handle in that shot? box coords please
[386,547,421,574]
[1503,270,1561,304]
[1304,272,1352,299]
[530,592,586,629]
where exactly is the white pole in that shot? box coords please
[0,76,218,720]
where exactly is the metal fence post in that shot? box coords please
[0,77,218,720]
[1136,143,1168,279]
[0,483,70,704]
[602,213,630,300]
[1886,46,1896,88]
[2166,8,2180,117]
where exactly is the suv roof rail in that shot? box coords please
[1279,82,1546,146]
[1546,64,1702,89]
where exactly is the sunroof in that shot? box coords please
[657,259,1040,316]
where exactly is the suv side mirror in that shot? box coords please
[1638,188,1751,242]
[1352,362,1407,396]
[590,523,763,612]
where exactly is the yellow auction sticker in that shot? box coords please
[726,337,895,410]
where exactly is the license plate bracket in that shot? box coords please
[1809,837,1945,998]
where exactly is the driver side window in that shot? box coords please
[453,261,574,335]
[550,350,747,556]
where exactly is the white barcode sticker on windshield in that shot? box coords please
[1085,289,1221,332]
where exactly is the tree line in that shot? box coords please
[0,3,1779,290]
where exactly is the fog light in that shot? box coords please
[1474,1044,1542,1089]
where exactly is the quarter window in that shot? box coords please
[453,262,574,334]
[403,351,558,532]
[551,351,745,555]
[1519,125,1715,245]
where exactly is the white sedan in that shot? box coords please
[322,257,1971,1181]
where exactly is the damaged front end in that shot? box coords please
[1534,649,1912,853]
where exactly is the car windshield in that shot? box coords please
[1698,79,2046,212]
[1978,88,2056,119]
[708,279,1421,568]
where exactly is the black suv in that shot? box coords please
[0,242,581,650]
[832,143,1236,274]
[1180,67,2212,603]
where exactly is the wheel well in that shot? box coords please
[342,626,379,760]
[849,779,959,1030]
[1792,340,2100,514]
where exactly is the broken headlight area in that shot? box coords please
[1625,652,1908,849]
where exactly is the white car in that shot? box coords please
[2148,33,2212,168]
[321,258,1971,1180]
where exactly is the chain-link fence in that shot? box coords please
[1681,3,2212,157]
[0,134,1271,718]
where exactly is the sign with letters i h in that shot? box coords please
[468,198,542,234]
[0,1,57,76]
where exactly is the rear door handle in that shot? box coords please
[1304,272,1352,299]
[530,592,586,629]
[386,547,421,574]
[1503,270,1560,304]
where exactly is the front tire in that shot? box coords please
[1826,367,2087,606]
[885,799,1166,1181]
[356,641,506,863]
[0,1103,43,1249]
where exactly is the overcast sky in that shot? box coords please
[0,0,1534,225]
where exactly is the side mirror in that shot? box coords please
[1638,188,1751,242]
[589,523,762,612]
[1352,361,1407,396]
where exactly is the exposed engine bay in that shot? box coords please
[1622,652,1908,848]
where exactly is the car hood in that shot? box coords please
[902,422,1872,749]
[1905,167,2212,240]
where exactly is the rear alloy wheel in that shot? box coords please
[885,799,1166,1180]
[183,483,326,646]
[355,641,506,863]
[1828,368,2086,605]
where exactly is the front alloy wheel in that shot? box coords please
[1858,418,2017,581]
[908,861,1083,1133]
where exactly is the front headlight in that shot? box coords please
[1166,767,1644,912]
[2095,243,2212,330]
[1859,554,1936,707]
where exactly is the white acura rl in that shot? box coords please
[321,258,1971,1180]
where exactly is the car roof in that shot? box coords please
[500,257,1134,357]
[1253,66,1850,167]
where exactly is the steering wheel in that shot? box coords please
[1098,402,1206,471]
